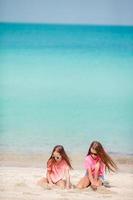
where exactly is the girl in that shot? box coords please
[76,141,117,190]
[37,145,72,189]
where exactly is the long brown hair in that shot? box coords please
[87,141,117,172]
[47,145,72,169]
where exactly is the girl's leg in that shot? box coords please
[56,179,66,189]
[37,177,48,187]
[76,176,90,189]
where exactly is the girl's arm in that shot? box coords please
[65,169,71,189]
[46,171,54,185]
[87,168,95,185]
[88,162,101,188]
[46,160,54,185]
[93,161,100,182]
[87,168,98,190]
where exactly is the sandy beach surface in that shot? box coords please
[0,153,133,200]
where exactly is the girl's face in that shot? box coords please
[90,148,98,159]
[52,151,62,162]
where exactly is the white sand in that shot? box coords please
[0,165,133,200]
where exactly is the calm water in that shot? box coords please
[0,23,133,154]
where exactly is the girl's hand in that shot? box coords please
[49,182,55,187]
[92,180,99,186]
[66,184,71,190]
[91,184,97,191]
[91,180,99,190]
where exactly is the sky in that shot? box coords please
[0,0,133,25]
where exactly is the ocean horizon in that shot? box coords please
[0,22,133,154]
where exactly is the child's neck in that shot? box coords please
[55,160,62,165]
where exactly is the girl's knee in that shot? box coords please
[76,177,90,189]
[56,180,65,189]
[37,177,47,186]
[76,184,83,189]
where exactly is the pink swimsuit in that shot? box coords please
[47,160,69,183]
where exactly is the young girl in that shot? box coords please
[76,141,117,190]
[37,145,72,189]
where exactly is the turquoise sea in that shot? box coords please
[0,23,133,154]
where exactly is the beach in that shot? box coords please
[0,153,133,200]
[0,23,133,199]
